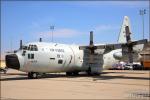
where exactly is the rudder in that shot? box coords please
[118,16,132,43]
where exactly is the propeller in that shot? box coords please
[123,26,147,64]
[79,29,147,64]
[79,31,98,63]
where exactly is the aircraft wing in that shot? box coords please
[79,43,121,50]
[79,45,105,49]
[80,16,148,64]
[79,39,147,54]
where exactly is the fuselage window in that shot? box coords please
[32,45,38,51]
[58,59,63,64]
[28,54,34,59]
[28,54,31,59]
[28,45,31,50]
[22,46,28,50]
[34,45,38,51]
[31,45,34,51]
[31,54,34,59]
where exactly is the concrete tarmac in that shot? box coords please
[0,69,150,99]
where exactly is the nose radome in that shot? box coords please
[5,54,20,70]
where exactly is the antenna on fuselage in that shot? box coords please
[39,38,42,42]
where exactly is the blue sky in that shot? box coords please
[1,1,149,59]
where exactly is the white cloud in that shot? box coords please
[33,25,120,39]
[35,28,84,39]
[94,24,119,32]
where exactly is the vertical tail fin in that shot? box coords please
[118,16,132,43]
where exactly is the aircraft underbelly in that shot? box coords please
[21,64,87,73]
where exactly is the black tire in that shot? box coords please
[28,72,38,79]
[66,72,79,76]
[28,72,32,79]
[92,73,100,76]
[72,72,79,76]
[86,67,92,75]
[66,72,72,76]
[86,67,100,76]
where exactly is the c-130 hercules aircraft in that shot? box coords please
[5,16,147,79]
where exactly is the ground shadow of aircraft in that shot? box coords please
[1,72,149,82]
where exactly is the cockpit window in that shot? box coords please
[30,45,33,51]
[22,46,28,50]
[27,45,38,51]
[33,45,38,51]
[28,45,31,50]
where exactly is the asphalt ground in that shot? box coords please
[0,69,150,99]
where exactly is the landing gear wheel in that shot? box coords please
[66,72,72,76]
[86,67,92,75]
[28,72,31,78]
[66,72,79,76]
[86,67,100,76]
[32,73,37,78]
[28,72,38,79]
[73,72,79,76]
[92,73,100,76]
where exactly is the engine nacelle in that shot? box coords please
[113,51,123,60]
[113,50,140,61]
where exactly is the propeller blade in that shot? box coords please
[127,44,134,63]
[20,40,23,50]
[125,25,133,63]
[125,26,131,43]
[125,25,147,64]
[128,52,133,63]
[131,39,147,45]
[90,31,94,46]
[89,31,95,54]
[79,31,95,54]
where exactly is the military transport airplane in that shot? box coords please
[5,16,147,78]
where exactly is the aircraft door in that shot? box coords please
[63,46,75,68]
[22,45,38,71]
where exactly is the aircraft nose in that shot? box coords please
[5,54,20,70]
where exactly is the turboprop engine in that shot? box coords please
[113,51,122,60]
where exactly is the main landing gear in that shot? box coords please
[28,72,38,79]
[86,67,101,76]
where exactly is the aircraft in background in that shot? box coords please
[5,16,147,78]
